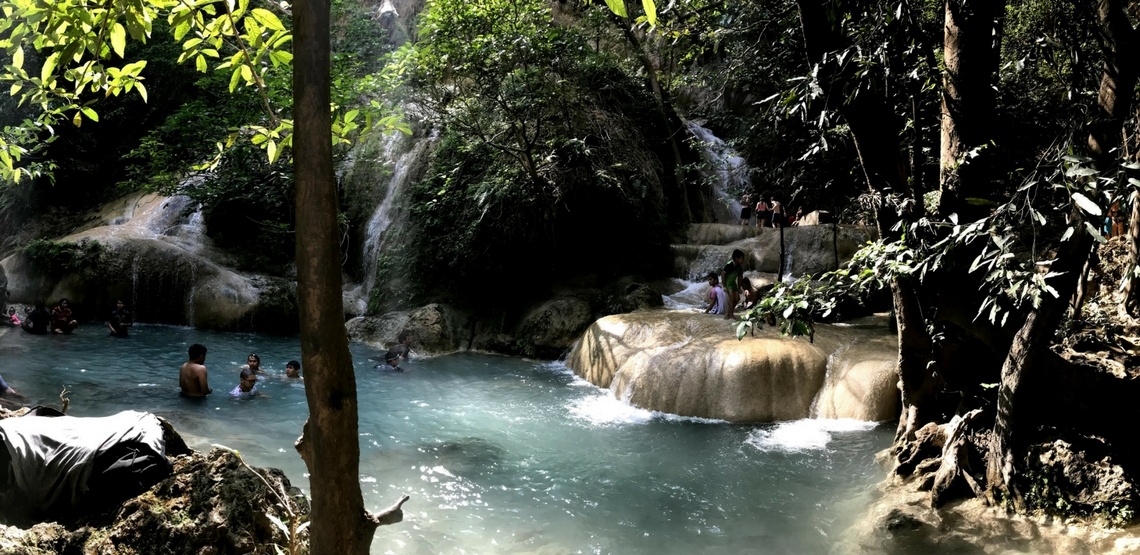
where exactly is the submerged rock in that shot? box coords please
[566,310,899,422]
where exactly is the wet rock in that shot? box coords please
[1024,436,1140,524]
[598,277,664,316]
[514,297,594,359]
[566,310,898,422]
[0,193,298,333]
[347,303,472,356]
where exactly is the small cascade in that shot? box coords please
[361,131,436,296]
[685,121,752,224]
[809,343,851,418]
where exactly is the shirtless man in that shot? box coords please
[179,343,212,397]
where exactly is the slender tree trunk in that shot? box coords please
[293,0,403,552]
[987,228,1094,504]
[938,0,1003,215]
[796,0,938,433]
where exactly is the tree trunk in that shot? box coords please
[1085,0,1140,313]
[293,0,400,552]
[796,0,938,434]
[938,0,1003,215]
[987,228,1094,505]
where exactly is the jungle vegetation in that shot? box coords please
[2,0,1140,547]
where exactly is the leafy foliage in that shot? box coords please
[23,238,107,275]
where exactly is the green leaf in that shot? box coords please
[229,67,242,92]
[641,0,656,26]
[250,8,285,31]
[41,52,59,82]
[80,106,98,122]
[135,82,148,102]
[604,0,627,17]
[13,46,23,69]
[240,64,253,82]
[266,139,279,164]
[196,54,207,72]
[1071,192,1102,216]
[110,22,127,58]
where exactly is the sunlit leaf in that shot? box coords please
[641,0,656,26]
[111,23,127,58]
[250,8,285,31]
[13,46,23,69]
[604,0,627,18]
[1071,192,1102,216]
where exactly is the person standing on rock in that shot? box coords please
[106,299,133,337]
[739,193,753,226]
[770,197,785,228]
[179,343,212,398]
[704,272,728,316]
[755,197,770,229]
[722,249,748,320]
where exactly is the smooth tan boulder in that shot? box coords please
[811,335,899,421]
[567,310,899,422]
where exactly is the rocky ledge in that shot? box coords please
[0,407,309,555]
[565,309,899,422]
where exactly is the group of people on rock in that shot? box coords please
[7,298,80,335]
[739,193,805,228]
[705,249,757,319]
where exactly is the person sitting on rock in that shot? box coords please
[21,300,50,335]
[50,298,78,334]
[230,368,262,399]
[704,272,728,316]
[106,299,133,337]
[285,360,302,378]
[6,307,19,327]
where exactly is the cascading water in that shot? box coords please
[359,130,436,297]
[685,121,752,224]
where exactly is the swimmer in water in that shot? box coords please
[179,343,212,398]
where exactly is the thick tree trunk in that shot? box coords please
[796,0,938,433]
[938,0,1003,215]
[987,228,1094,505]
[293,0,403,552]
[1085,0,1140,313]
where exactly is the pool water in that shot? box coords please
[0,324,892,554]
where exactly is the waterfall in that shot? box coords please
[360,130,436,297]
[684,121,752,224]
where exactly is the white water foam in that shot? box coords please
[662,279,709,310]
[744,419,880,452]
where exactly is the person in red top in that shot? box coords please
[51,298,78,334]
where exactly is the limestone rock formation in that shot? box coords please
[0,193,297,332]
[672,223,876,281]
[566,310,899,422]
[514,297,595,359]
[346,302,472,355]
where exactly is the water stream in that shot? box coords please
[0,325,891,554]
